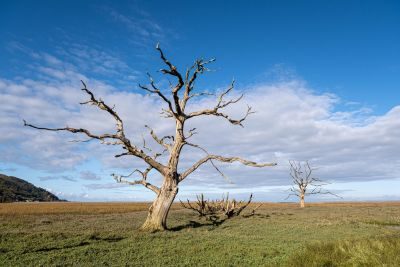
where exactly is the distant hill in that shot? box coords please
[0,174,63,202]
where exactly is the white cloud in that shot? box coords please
[1,47,400,201]
[46,188,89,201]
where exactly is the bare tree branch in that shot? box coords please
[23,81,168,176]
[180,154,277,181]
[187,80,255,127]
[79,80,125,136]
[185,128,197,139]
[112,168,160,194]
[68,138,92,143]
[184,142,233,183]
[145,125,173,151]
[181,58,216,110]
[115,152,131,158]
[23,120,119,141]
[186,91,215,101]
[139,73,176,117]
[156,43,184,115]
[180,192,253,222]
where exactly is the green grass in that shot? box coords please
[1,202,400,266]
[287,235,400,267]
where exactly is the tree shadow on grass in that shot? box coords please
[89,235,125,242]
[26,236,125,253]
[169,219,228,231]
[242,213,271,219]
[28,241,91,253]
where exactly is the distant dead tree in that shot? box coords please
[180,193,253,223]
[286,160,339,208]
[24,44,276,232]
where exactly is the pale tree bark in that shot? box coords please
[141,176,178,231]
[300,192,305,208]
[24,44,277,231]
[286,160,340,208]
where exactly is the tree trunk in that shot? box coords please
[140,177,178,232]
[300,193,305,208]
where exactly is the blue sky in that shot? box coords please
[1,0,400,201]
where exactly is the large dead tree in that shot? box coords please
[24,44,276,231]
[286,160,339,208]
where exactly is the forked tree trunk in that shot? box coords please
[140,177,178,232]
[300,193,305,208]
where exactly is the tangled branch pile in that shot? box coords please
[180,193,254,222]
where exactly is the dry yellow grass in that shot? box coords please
[1,201,399,216]
[274,201,400,207]
[0,202,183,215]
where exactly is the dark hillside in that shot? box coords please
[0,174,62,202]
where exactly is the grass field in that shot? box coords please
[1,202,400,266]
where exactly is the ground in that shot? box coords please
[0,202,399,266]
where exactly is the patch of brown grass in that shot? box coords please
[254,201,400,208]
[0,202,182,215]
[1,201,399,216]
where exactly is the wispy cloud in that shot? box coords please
[7,40,139,87]
[40,175,77,182]
[102,6,175,45]
[80,171,102,181]
[0,167,17,172]
[85,183,129,190]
